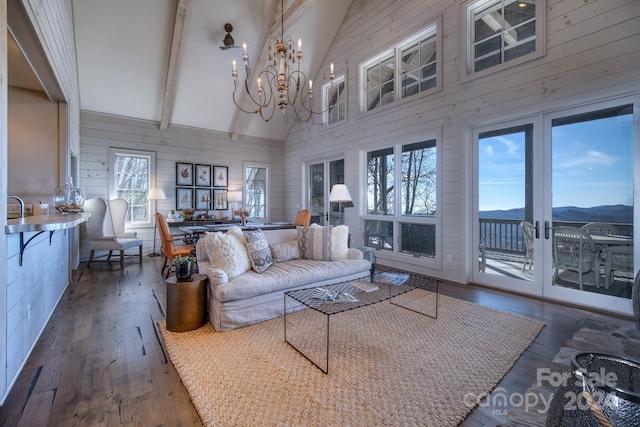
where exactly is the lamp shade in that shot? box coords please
[147,187,167,200]
[329,184,352,203]
[227,191,243,203]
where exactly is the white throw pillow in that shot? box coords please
[203,230,251,278]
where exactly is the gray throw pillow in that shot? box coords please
[243,229,273,273]
[270,240,300,262]
[297,225,333,261]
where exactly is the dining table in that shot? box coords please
[179,222,297,242]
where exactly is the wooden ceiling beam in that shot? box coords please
[160,0,190,131]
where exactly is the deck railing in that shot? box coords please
[478,219,633,255]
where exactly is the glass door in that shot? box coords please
[543,101,636,315]
[307,158,345,225]
[473,120,543,295]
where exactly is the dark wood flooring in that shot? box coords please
[0,257,635,426]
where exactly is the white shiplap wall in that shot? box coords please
[283,0,640,284]
[78,111,285,261]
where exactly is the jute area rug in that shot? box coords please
[159,292,544,426]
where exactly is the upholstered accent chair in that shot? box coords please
[84,197,143,268]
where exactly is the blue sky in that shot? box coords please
[479,114,634,211]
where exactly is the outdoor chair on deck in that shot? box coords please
[155,212,196,278]
[520,220,534,272]
[581,222,619,236]
[553,226,602,290]
[604,245,634,289]
[84,197,143,268]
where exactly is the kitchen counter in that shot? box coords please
[5,212,90,234]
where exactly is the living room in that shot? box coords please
[1,0,639,424]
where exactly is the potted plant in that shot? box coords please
[173,255,195,281]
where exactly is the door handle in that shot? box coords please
[534,220,540,239]
[545,220,552,239]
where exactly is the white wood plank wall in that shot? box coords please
[283,0,640,284]
[78,111,285,261]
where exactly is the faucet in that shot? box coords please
[7,195,25,218]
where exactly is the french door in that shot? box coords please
[473,97,638,315]
[307,158,344,225]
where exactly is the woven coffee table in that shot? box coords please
[284,269,438,373]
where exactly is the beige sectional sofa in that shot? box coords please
[196,226,372,331]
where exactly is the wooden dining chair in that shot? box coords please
[294,209,311,227]
[155,212,196,278]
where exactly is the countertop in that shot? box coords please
[5,213,90,234]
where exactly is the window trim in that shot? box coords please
[357,16,442,117]
[460,0,546,83]
[359,128,442,269]
[108,148,156,228]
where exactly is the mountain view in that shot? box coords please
[479,205,633,224]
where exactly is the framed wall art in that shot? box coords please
[195,188,212,210]
[213,165,228,187]
[176,187,194,210]
[195,164,212,187]
[213,189,228,210]
[176,162,194,186]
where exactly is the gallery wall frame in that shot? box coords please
[213,189,228,210]
[176,187,194,210]
[176,162,194,186]
[195,188,212,210]
[213,166,228,187]
[195,164,212,187]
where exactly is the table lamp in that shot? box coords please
[227,191,243,218]
[329,184,353,225]
[147,187,167,257]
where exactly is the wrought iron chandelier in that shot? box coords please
[231,0,334,122]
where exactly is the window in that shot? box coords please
[360,21,440,113]
[364,140,438,258]
[323,76,346,125]
[462,0,545,80]
[108,148,155,225]
[244,163,269,220]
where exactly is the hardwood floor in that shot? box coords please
[0,257,635,426]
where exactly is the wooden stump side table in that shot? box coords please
[166,273,207,332]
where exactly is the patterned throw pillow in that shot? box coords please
[243,229,273,273]
[270,240,300,262]
[203,230,251,278]
[311,223,349,258]
[298,225,333,261]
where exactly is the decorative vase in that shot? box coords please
[175,261,193,281]
[53,176,85,214]
[241,216,246,226]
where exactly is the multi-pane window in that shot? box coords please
[323,76,345,125]
[463,0,544,78]
[360,21,439,113]
[401,34,437,98]
[365,55,395,112]
[109,148,155,225]
[245,164,268,219]
[365,140,438,258]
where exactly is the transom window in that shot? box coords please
[108,148,155,225]
[462,0,545,80]
[323,76,346,125]
[360,21,440,113]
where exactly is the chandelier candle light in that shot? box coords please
[231,0,334,122]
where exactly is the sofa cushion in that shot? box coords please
[270,240,299,262]
[243,229,273,273]
[311,223,349,259]
[203,229,251,278]
[298,225,333,260]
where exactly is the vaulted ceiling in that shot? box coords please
[70,0,353,141]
